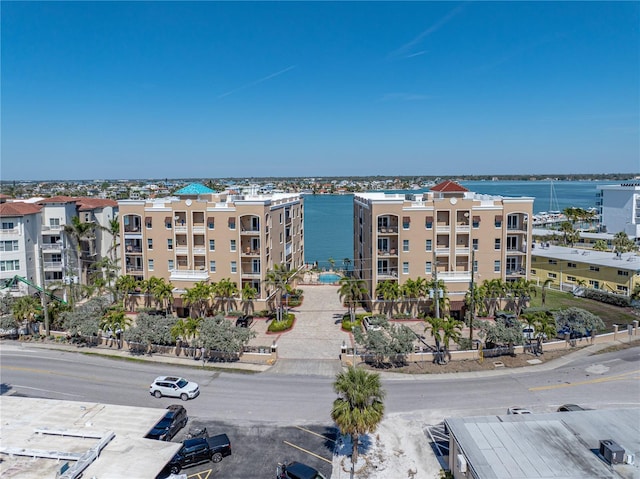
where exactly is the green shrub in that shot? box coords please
[267,313,295,332]
[256,309,271,318]
[226,310,243,317]
[583,289,631,307]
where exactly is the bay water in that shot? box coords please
[303,180,621,268]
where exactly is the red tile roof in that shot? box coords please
[0,202,42,217]
[36,196,77,204]
[36,196,117,210]
[430,180,468,192]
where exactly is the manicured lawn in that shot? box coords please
[528,287,638,330]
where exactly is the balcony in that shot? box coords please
[241,268,261,277]
[506,268,526,277]
[41,243,62,252]
[455,223,470,232]
[175,246,188,254]
[241,227,260,235]
[174,225,187,233]
[170,269,210,282]
[192,247,206,255]
[192,225,205,234]
[126,265,144,273]
[378,226,398,234]
[0,228,20,235]
[242,248,261,256]
[436,224,450,232]
[435,247,450,255]
[378,249,397,257]
[455,247,470,255]
[377,269,398,279]
[43,261,63,271]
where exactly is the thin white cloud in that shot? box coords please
[388,3,466,59]
[218,65,296,99]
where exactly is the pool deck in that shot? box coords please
[300,270,344,285]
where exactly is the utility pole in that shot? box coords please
[433,266,440,319]
[469,249,475,344]
[39,247,49,336]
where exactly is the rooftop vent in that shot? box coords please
[599,439,625,464]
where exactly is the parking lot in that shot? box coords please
[157,419,336,479]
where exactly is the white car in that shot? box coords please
[150,376,200,401]
[507,407,532,415]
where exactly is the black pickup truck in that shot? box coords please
[167,433,231,474]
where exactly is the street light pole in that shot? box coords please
[39,247,49,336]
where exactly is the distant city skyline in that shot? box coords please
[2,1,638,181]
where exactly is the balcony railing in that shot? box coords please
[242,249,261,256]
[41,243,62,252]
[41,225,62,231]
[175,246,188,254]
[455,247,470,255]
[192,225,205,233]
[378,226,398,234]
[241,227,261,234]
[43,261,63,270]
[0,228,20,235]
[378,249,397,256]
[377,270,398,279]
[192,247,206,254]
[126,265,144,273]
[170,269,210,281]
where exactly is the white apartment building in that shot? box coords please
[597,182,640,240]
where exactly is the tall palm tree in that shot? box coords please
[342,257,351,274]
[424,315,446,364]
[115,275,138,310]
[151,277,174,314]
[440,316,463,363]
[63,216,96,286]
[509,278,537,316]
[241,283,258,314]
[482,279,506,317]
[170,316,203,348]
[426,278,448,318]
[182,281,211,317]
[338,277,368,322]
[375,280,400,318]
[400,278,421,317]
[331,367,385,476]
[265,264,299,321]
[541,278,554,307]
[215,278,239,313]
[12,296,40,333]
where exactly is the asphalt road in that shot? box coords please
[2,343,639,478]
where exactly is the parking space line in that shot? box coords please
[283,441,333,464]
[295,425,336,443]
[187,469,212,479]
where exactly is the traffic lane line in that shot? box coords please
[529,369,640,391]
[283,440,333,464]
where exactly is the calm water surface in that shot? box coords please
[303,180,622,268]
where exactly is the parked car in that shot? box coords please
[149,376,200,401]
[236,315,254,328]
[146,404,188,441]
[557,404,586,412]
[507,407,532,415]
[167,433,231,474]
[277,461,327,479]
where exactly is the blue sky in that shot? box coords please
[2,1,638,181]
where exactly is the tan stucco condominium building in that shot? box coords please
[117,183,304,314]
[353,181,534,318]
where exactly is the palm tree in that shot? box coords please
[115,275,138,310]
[531,313,557,355]
[509,278,537,316]
[182,281,211,317]
[170,316,203,351]
[375,280,400,318]
[265,264,299,321]
[63,216,96,286]
[12,296,40,334]
[99,308,132,349]
[426,278,448,318]
[424,315,446,364]
[342,257,351,274]
[400,278,422,317]
[440,316,463,363]
[215,278,239,313]
[331,367,385,477]
[541,278,554,307]
[482,279,506,317]
[338,277,368,323]
[150,277,174,314]
[241,283,258,314]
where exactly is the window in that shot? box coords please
[567,262,576,268]
[402,262,409,274]
[589,265,600,272]
[145,218,152,229]
[1,222,15,230]
[148,259,154,271]
[279,232,283,243]
[472,239,479,251]
[0,240,18,252]
[531,269,536,274]
[494,238,501,250]
[617,285,628,293]
[472,216,480,228]
[167,239,173,250]
[403,239,409,252]
[228,218,236,230]
[231,261,237,273]
[618,270,629,277]
[425,216,433,229]
[425,261,432,273]
[425,239,432,252]
[166,218,172,229]
[473,260,478,273]
[589,280,599,288]
[402,216,410,229]
[548,272,557,278]
[209,260,216,273]
[494,215,503,228]
[548,259,557,265]
[0,260,20,271]
[230,239,236,252]
[494,260,501,272]
[50,218,61,228]
[566,275,576,282]
[168,259,174,270]
[147,238,153,250]
[209,239,215,251]
[207,217,214,229]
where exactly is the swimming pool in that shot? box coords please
[318,273,341,284]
